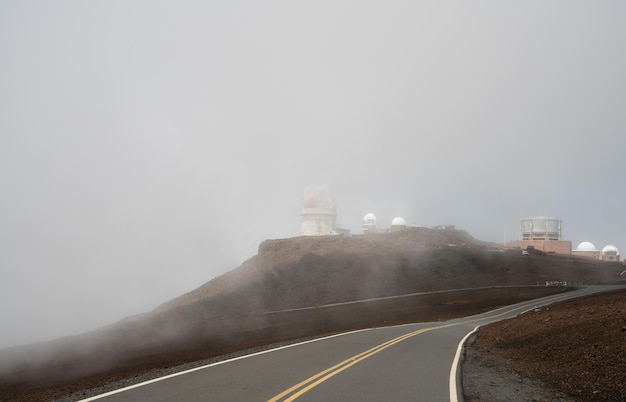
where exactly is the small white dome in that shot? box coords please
[363,213,377,225]
[576,241,597,252]
[391,217,407,227]
[602,245,619,255]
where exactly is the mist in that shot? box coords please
[1,1,625,348]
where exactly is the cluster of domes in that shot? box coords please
[362,213,407,227]
[575,241,620,256]
[362,213,408,233]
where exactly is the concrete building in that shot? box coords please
[509,216,572,254]
[509,218,622,262]
[300,185,337,236]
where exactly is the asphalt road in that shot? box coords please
[81,286,622,402]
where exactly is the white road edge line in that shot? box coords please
[447,288,597,402]
[78,286,608,401]
[449,325,480,402]
[77,328,370,401]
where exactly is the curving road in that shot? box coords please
[81,286,623,402]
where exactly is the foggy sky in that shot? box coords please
[1,1,625,348]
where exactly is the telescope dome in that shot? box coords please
[576,241,597,252]
[391,217,407,227]
[363,213,376,226]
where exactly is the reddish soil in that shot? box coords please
[0,228,624,401]
[463,289,626,402]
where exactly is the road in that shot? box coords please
[81,286,622,402]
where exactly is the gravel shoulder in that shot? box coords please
[462,289,626,402]
[462,333,572,402]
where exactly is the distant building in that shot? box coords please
[601,245,620,262]
[362,213,408,234]
[507,217,621,262]
[362,213,384,234]
[572,241,601,259]
[300,185,337,236]
[390,217,407,232]
[572,242,621,262]
[508,216,572,254]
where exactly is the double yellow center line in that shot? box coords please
[267,294,566,401]
[268,323,455,402]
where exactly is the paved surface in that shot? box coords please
[82,286,622,402]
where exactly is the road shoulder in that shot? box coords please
[461,332,571,402]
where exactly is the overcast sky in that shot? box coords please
[1,1,625,348]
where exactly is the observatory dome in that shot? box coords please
[363,213,377,226]
[576,241,597,252]
[391,217,407,227]
[602,245,619,254]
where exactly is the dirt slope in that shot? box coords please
[155,227,485,312]
[463,289,626,402]
[158,228,621,314]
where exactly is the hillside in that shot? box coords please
[156,228,621,315]
[1,227,624,401]
[155,227,485,312]
[463,289,626,402]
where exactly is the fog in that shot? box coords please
[1,1,625,348]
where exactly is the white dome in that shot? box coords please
[602,245,619,254]
[576,241,597,252]
[391,217,407,227]
[363,213,377,225]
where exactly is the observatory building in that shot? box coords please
[520,217,562,241]
[508,217,622,261]
[509,216,572,254]
[362,213,378,233]
[390,217,408,232]
[300,185,337,236]
[601,245,621,261]
[362,213,408,234]
[572,242,621,261]
[572,241,600,259]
